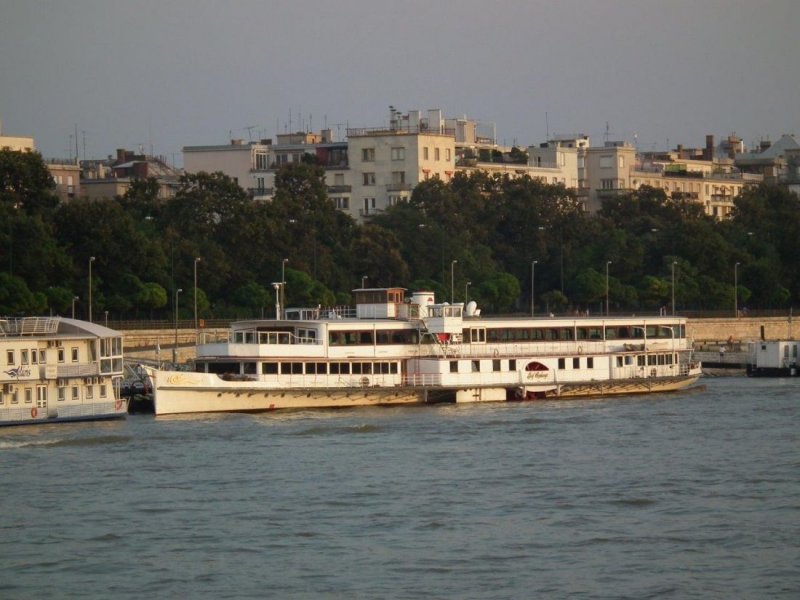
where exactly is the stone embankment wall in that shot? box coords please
[120,317,797,364]
[687,316,797,345]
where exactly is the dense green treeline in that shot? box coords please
[1,149,799,319]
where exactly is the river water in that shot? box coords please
[1,377,798,599]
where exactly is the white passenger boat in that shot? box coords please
[145,288,702,416]
[1,317,127,426]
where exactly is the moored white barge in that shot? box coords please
[1,317,127,426]
[146,288,701,416]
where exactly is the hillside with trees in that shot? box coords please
[1,149,798,319]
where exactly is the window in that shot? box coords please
[471,360,480,372]
[434,148,440,161]
[362,148,375,162]
[509,360,516,371]
[492,360,501,372]
[71,347,79,362]
[391,147,405,161]
[6,350,13,365]
[558,358,566,369]
[39,350,46,364]
[31,350,38,364]
[587,357,594,368]
[446,148,451,161]
[573,357,580,369]
[100,384,107,398]
[86,385,93,399]
[450,361,458,373]
[363,172,375,185]
[333,197,350,210]
[423,147,429,160]
[600,155,613,168]
[24,388,32,404]
[391,171,405,184]
[255,152,268,170]
[21,350,29,365]
[58,348,65,363]
[72,386,79,400]
[58,386,66,402]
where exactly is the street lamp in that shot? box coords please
[671,261,677,316]
[605,261,612,316]
[465,281,471,305]
[450,260,458,304]
[530,260,538,317]
[281,258,288,319]
[71,296,79,319]
[734,262,741,318]
[194,257,201,333]
[88,256,95,322]
[173,288,183,365]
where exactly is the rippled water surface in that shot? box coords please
[1,377,798,599]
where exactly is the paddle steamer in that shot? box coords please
[145,288,701,415]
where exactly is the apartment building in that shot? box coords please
[584,139,762,219]
[346,109,456,219]
[1,127,81,201]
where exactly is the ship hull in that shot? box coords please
[146,367,701,416]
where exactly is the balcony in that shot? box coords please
[327,184,352,194]
[386,183,412,192]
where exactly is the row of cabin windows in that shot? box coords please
[203,361,400,376]
[450,359,518,373]
[265,361,399,376]
[328,330,420,346]
[0,384,107,405]
[6,347,80,366]
[557,357,597,370]
[474,325,684,343]
[612,353,676,367]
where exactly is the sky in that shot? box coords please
[1,0,798,165]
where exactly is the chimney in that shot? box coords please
[704,135,714,161]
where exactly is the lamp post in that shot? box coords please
[281,258,288,319]
[88,256,95,322]
[173,288,183,365]
[531,260,538,317]
[71,296,79,319]
[605,260,612,316]
[671,261,677,316]
[465,281,471,305]
[194,257,201,336]
[450,260,458,304]
[734,262,741,318]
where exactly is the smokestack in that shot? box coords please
[704,135,714,161]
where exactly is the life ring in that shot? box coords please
[115,399,123,411]
[31,407,38,418]
[577,346,583,355]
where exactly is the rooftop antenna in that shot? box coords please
[604,121,610,144]
[244,125,256,141]
[545,111,549,140]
